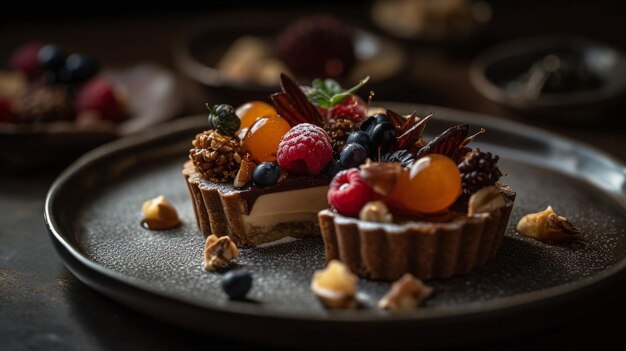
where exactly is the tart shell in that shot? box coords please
[318,187,515,281]
[183,161,323,247]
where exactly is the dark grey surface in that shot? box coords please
[38,105,626,348]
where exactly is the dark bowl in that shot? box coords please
[469,35,626,121]
[173,11,407,108]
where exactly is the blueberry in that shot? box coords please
[345,131,371,153]
[369,121,396,153]
[340,143,369,168]
[325,159,345,179]
[38,44,65,70]
[253,162,281,187]
[374,113,389,124]
[359,116,376,134]
[64,54,98,83]
[222,270,252,300]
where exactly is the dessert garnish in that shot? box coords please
[359,201,393,223]
[233,153,256,188]
[276,123,333,175]
[203,234,239,272]
[252,161,282,187]
[378,273,433,312]
[516,206,580,244]
[141,195,181,230]
[222,270,253,300]
[189,105,243,183]
[328,168,377,217]
[467,185,506,216]
[458,148,502,195]
[206,103,241,136]
[311,260,358,309]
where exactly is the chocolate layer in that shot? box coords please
[183,161,330,247]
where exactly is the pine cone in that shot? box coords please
[277,16,356,79]
[458,148,502,195]
[323,118,357,154]
[189,130,242,182]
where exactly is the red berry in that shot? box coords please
[9,41,44,79]
[0,97,14,123]
[327,95,367,123]
[276,123,333,175]
[328,169,376,217]
[75,78,124,121]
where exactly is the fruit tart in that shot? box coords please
[318,111,515,281]
[183,74,372,247]
[1,42,127,124]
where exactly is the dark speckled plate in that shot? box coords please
[45,103,626,349]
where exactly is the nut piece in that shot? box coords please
[359,201,393,223]
[378,273,433,312]
[516,206,580,244]
[468,185,506,216]
[234,153,256,188]
[141,195,181,230]
[360,161,402,196]
[311,260,358,309]
[203,235,239,271]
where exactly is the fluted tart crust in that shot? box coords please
[318,187,515,281]
[184,161,330,247]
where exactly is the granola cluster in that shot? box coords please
[189,130,242,183]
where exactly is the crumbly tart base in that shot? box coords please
[183,161,321,247]
[318,188,515,281]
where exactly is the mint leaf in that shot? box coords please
[329,76,370,106]
[305,76,370,109]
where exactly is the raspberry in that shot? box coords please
[328,169,376,217]
[9,41,44,79]
[75,77,124,121]
[276,123,333,175]
[327,95,367,123]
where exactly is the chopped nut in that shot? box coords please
[516,206,580,244]
[189,130,242,183]
[234,153,256,188]
[141,195,181,230]
[468,185,506,216]
[360,161,402,196]
[311,260,358,309]
[203,235,239,271]
[378,273,433,311]
[359,201,393,223]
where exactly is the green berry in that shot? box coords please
[206,103,241,136]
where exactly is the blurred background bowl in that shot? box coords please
[173,10,407,110]
[0,64,183,171]
[469,35,626,121]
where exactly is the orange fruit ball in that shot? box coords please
[242,115,291,162]
[236,101,277,133]
[390,154,461,214]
